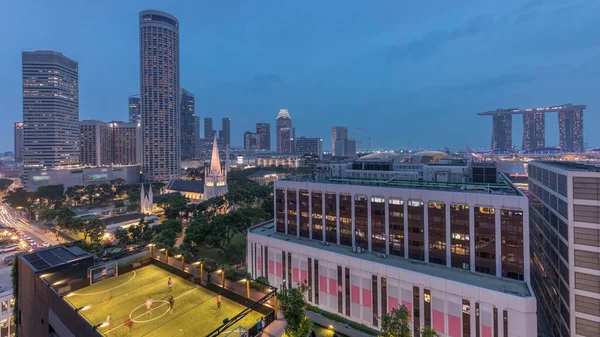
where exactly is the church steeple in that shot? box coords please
[209,133,222,175]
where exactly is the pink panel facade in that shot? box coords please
[448,315,461,337]
[256,256,262,271]
[328,278,337,296]
[351,286,360,304]
[388,297,399,312]
[268,260,275,275]
[301,270,307,283]
[362,289,372,308]
[276,262,282,277]
[320,276,328,293]
[433,310,445,333]
[293,267,299,283]
[482,326,492,337]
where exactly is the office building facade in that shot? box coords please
[80,120,110,166]
[14,122,24,163]
[244,132,261,150]
[22,51,79,172]
[295,137,323,159]
[139,10,181,182]
[332,126,348,156]
[335,139,357,157]
[491,115,512,151]
[128,95,140,124]
[220,118,231,147]
[204,117,214,138]
[248,168,536,336]
[529,162,600,337]
[276,109,293,153]
[109,121,138,165]
[256,123,271,150]
[180,88,198,160]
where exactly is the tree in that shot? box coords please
[162,219,183,233]
[3,188,33,209]
[65,185,85,206]
[36,185,65,207]
[380,305,411,337]
[113,200,125,208]
[77,217,106,243]
[56,207,77,230]
[278,282,313,337]
[114,227,131,244]
[0,178,13,192]
[157,195,187,219]
[421,326,440,337]
[39,208,58,223]
[126,202,139,212]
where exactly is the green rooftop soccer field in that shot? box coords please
[65,265,264,337]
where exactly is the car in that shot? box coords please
[41,243,51,247]
[3,255,14,265]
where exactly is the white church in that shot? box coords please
[140,135,228,214]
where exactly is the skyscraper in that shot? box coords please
[180,88,198,160]
[558,108,584,152]
[22,51,79,173]
[331,126,348,156]
[204,117,213,138]
[139,10,180,182]
[491,114,512,151]
[13,122,23,163]
[80,120,110,166]
[522,112,545,151]
[256,123,271,150]
[221,117,231,146]
[109,121,138,165]
[244,131,261,150]
[128,95,141,124]
[276,109,293,153]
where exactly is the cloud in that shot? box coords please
[386,13,494,63]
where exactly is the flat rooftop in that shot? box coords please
[251,222,531,298]
[533,161,600,172]
[284,175,522,196]
[21,246,93,272]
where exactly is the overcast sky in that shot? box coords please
[2,0,600,151]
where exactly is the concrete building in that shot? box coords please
[332,126,348,156]
[22,51,79,173]
[108,121,138,165]
[276,109,293,153]
[25,165,140,191]
[334,139,357,157]
[139,10,181,182]
[203,135,228,200]
[13,122,23,163]
[256,123,271,150]
[128,95,140,124]
[180,88,198,160]
[295,137,323,159]
[204,117,213,138]
[79,120,110,166]
[248,163,537,336]
[244,131,261,150]
[247,170,290,186]
[528,161,600,337]
[256,153,304,168]
[478,104,585,152]
[220,118,231,147]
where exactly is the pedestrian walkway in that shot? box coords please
[263,318,286,337]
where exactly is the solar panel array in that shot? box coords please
[22,246,86,272]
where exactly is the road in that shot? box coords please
[0,202,60,246]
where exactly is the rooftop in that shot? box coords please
[166,179,205,193]
[284,175,522,195]
[251,221,531,297]
[21,245,93,272]
[533,161,600,172]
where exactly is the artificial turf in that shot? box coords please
[65,264,263,337]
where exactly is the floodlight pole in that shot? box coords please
[221,270,226,288]
[165,249,169,264]
[246,280,251,299]
[200,262,204,280]
[181,255,185,271]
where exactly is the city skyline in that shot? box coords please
[3,1,600,151]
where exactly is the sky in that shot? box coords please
[2,0,600,152]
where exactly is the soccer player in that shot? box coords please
[169,295,174,314]
[106,314,112,329]
[168,277,172,291]
[146,296,153,317]
[124,317,133,332]
[217,294,222,309]
[103,291,113,308]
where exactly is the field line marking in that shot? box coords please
[104,286,201,335]
[70,270,137,297]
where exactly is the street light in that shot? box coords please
[174,254,185,271]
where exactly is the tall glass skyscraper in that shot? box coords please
[139,10,180,182]
[276,109,293,153]
[128,95,140,124]
[22,51,79,174]
[180,88,198,159]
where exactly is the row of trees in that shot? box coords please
[39,207,106,244]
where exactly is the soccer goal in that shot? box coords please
[88,262,118,285]
[222,326,249,337]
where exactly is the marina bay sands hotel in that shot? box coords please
[478,103,585,152]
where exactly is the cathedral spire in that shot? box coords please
[210,133,222,174]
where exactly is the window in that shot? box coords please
[501,209,524,280]
[338,266,343,314]
[287,190,297,236]
[308,258,312,302]
[389,198,404,257]
[354,195,368,249]
[503,310,508,337]
[475,207,496,275]
[325,193,337,244]
[451,204,470,270]
[314,259,319,305]
[299,190,310,238]
[340,194,353,246]
[276,189,285,233]
[428,202,446,265]
[408,201,425,261]
[311,192,323,241]
[413,286,420,337]
[463,299,471,337]
[345,268,351,316]
[424,289,431,327]
[381,277,387,317]
[372,275,378,327]
[372,197,386,253]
